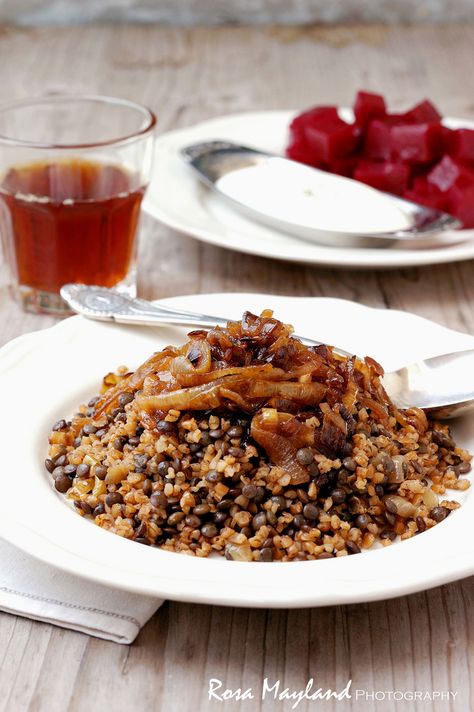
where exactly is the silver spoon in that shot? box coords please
[181,140,462,249]
[61,284,474,419]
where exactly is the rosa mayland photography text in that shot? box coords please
[207,678,458,708]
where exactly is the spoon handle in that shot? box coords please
[97,295,327,347]
[113,297,232,331]
[60,284,335,350]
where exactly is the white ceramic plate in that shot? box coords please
[143,110,474,269]
[1,293,473,607]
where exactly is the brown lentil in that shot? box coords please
[430,506,450,522]
[82,423,97,435]
[201,523,218,538]
[52,419,67,431]
[167,512,185,526]
[296,447,314,465]
[105,492,123,507]
[150,492,168,509]
[54,474,71,493]
[303,503,319,520]
[227,425,244,439]
[76,463,90,478]
[94,465,108,480]
[346,541,361,555]
[455,462,471,476]
[194,503,211,516]
[118,392,134,407]
[142,479,153,496]
[242,484,258,499]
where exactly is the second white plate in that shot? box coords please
[143,110,474,269]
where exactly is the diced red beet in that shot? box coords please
[353,91,386,129]
[288,107,347,165]
[364,119,394,160]
[390,123,444,163]
[285,143,313,166]
[408,160,438,178]
[404,176,450,211]
[286,137,316,166]
[427,155,474,192]
[290,106,339,131]
[441,126,455,154]
[353,160,410,195]
[384,113,407,123]
[286,94,474,215]
[363,116,409,160]
[403,99,442,124]
[304,117,358,162]
[448,182,474,228]
[404,190,447,212]
[451,129,474,162]
[329,156,359,177]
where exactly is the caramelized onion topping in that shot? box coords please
[90,309,402,482]
[250,410,314,485]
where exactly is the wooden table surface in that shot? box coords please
[0,23,473,712]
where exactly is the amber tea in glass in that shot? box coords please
[0,95,156,314]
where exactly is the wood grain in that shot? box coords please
[0,23,473,712]
[3,0,474,27]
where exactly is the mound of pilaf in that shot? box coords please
[46,310,472,562]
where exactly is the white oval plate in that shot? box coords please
[1,292,473,607]
[143,110,474,269]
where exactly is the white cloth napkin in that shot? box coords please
[0,538,163,644]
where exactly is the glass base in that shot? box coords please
[13,271,137,316]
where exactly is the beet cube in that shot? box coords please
[403,99,442,124]
[364,119,394,160]
[353,91,386,129]
[390,123,444,163]
[448,182,474,228]
[304,117,358,162]
[286,126,316,165]
[404,177,449,211]
[440,126,456,154]
[353,160,410,195]
[427,155,474,192]
[329,156,359,177]
[288,107,342,164]
[451,129,474,162]
[286,135,316,166]
[290,106,339,131]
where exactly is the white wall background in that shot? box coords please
[0,0,472,25]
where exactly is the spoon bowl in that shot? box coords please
[181,140,462,250]
[382,349,474,419]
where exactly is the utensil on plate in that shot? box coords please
[180,140,461,249]
[61,283,338,348]
[61,284,474,419]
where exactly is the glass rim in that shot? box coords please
[0,93,157,150]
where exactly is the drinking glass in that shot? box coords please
[0,94,156,314]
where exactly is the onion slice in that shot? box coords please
[250,409,314,485]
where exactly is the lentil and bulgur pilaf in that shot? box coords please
[46,310,472,562]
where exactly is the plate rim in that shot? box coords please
[0,292,473,607]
